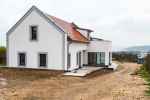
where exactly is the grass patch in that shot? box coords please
[138,66,150,96]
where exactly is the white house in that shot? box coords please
[7,6,112,71]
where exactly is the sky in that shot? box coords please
[0,0,150,51]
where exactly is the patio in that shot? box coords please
[64,63,118,76]
[64,67,103,76]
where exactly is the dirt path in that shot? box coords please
[0,62,150,100]
[59,62,149,100]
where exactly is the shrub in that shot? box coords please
[0,46,6,65]
[143,54,150,73]
[138,56,150,96]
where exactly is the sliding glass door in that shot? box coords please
[96,52,101,65]
[88,52,105,66]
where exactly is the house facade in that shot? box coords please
[7,6,112,71]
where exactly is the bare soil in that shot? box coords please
[0,62,149,100]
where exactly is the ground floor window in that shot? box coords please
[76,52,81,67]
[67,53,71,68]
[18,52,26,66]
[88,52,105,66]
[109,52,112,65]
[39,53,47,67]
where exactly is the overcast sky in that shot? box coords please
[0,0,150,50]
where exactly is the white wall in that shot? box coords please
[87,40,112,66]
[69,42,87,70]
[8,10,65,70]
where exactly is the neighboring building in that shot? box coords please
[7,6,112,71]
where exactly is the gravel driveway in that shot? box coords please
[0,62,149,100]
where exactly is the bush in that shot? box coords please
[0,46,6,65]
[144,54,150,73]
[138,55,150,96]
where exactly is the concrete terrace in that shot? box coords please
[64,67,103,77]
[64,63,118,76]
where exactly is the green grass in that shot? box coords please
[138,66,150,96]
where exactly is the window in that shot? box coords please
[88,52,105,65]
[96,52,101,65]
[77,52,79,65]
[100,52,105,64]
[18,53,26,66]
[39,53,47,67]
[30,26,38,40]
[88,52,96,65]
[109,52,112,65]
[76,52,81,67]
[67,53,71,67]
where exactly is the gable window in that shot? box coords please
[30,26,38,41]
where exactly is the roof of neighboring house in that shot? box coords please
[46,15,91,43]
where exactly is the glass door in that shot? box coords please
[96,52,101,65]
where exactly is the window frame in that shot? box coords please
[67,53,71,68]
[18,52,26,67]
[109,52,112,65]
[38,52,48,68]
[76,52,79,65]
[30,25,38,41]
[88,52,105,66]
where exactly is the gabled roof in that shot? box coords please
[7,6,92,43]
[46,15,90,43]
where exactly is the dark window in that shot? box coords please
[88,52,105,66]
[30,26,38,40]
[109,52,111,65]
[39,53,47,67]
[77,52,79,65]
[67,53,71,68]
[76,52,81,67]
[88,52,96,65]
[18,53,26,66]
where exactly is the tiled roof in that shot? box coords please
[47,15,90,43]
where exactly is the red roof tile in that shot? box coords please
[47,15,90,43]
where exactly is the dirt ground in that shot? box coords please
[0,62,150,100]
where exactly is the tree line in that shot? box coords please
[112,52,138,62]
